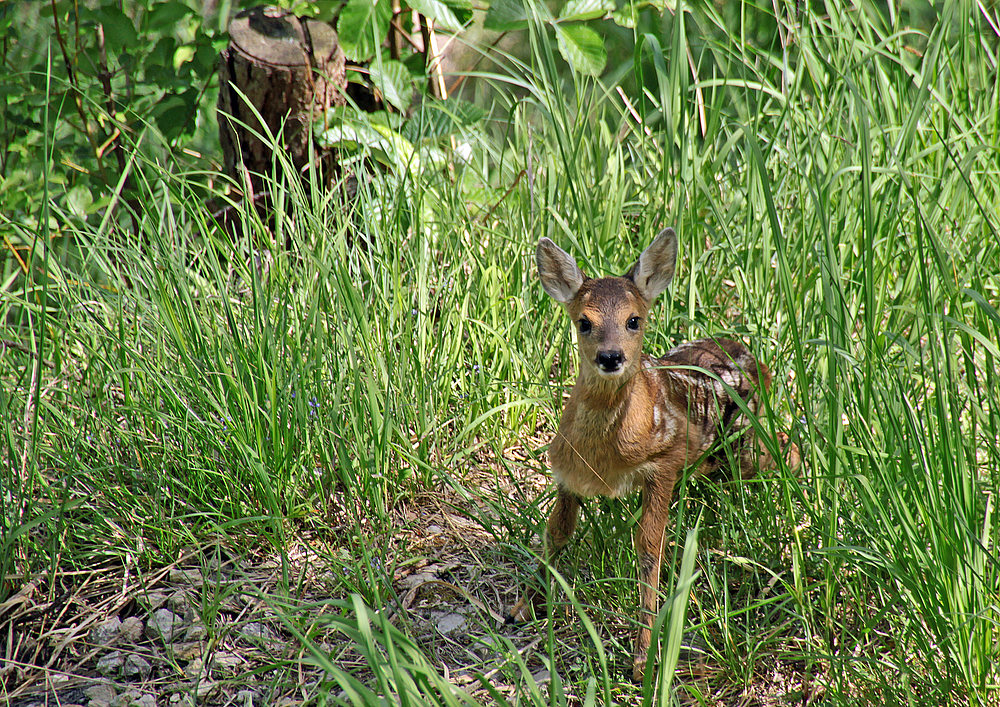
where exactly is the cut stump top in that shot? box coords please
[228,5,341,68]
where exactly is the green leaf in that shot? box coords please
[555,24,606,76]
[611,5,636,28]
[146,2,193,32]
[407,0,463,31]
[66,185,93,221]
[483,0,528,31]
[94,7,139,51]
[558,0,613,22]
[441,0,474,25]
[368,59,413,113]
[151,89,199,141]
[337,0,393,63]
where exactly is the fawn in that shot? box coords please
[509,227,799,681]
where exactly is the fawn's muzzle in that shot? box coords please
[596,350,625,372]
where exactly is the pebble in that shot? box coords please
[184,623,207,641]
[123,654,152,680]
[120,617,144,642]
[90,617,122,646]
[235,689,258,706]
[238,622,275,642]
[84,682,117,705]
[434,612,466,635]
[146,608,184,642]
[96,651,124,675]
[211,651,242,670]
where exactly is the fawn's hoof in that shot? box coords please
[631,658,646,683]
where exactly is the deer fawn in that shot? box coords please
[510,227,799,681]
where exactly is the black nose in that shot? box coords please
[596,350,624,371]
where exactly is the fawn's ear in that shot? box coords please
[626,227,677,301]
[537,238,585,303]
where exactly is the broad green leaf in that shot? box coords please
[94,7,139,51]
[484,0,528,31]
[555,24,606,76]
[337,0,392,62]
[407,0,463,31]
[319,113,416,171]
[151,89,199,140]
[558,0,613,22]
[441,0,474,24]
[368,59,413,113]
[146,1,193,31]
[66,185,93,220]
[611,5,637,28]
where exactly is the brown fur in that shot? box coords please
[510,229,800,681]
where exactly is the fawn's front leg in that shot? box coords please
[509,485,582,622]
[632,469,676,682]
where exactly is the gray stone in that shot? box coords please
[473,634,504,659]
[113,692,156,707]
[435,612,466,635]
[168,568,203,585]
[90,617,122,646]
[146,608,184,642]
[183,623,207,642]
[171,641,203,660]
[211,651,242,670]
[120,617,144,642]
[85,682,117,699]
[122,654,152,680]
[184,657,204,679]
[195,681,218,699]
[140,591,168,611]
[238,622,275,642]
[85,681,117,706]
[167,590,194,616]
[96,651,124,675]
[235,689,258,707]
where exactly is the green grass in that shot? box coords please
[3,0,999,704]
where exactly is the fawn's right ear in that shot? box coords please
[537,238,585,303]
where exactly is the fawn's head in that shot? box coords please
[537,228,677,381]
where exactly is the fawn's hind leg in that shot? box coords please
[508,486,582,622]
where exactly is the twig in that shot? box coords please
[390,0,403,60]
[0,340,55,368]
[95,23,125,175]
[419,16,449,99]
[48,0,107,185]
[480,169,526,224]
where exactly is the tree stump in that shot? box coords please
[218,5,346,196]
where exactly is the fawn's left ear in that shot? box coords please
[625,227,677,301]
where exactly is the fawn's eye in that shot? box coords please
[578,317,592,334]
[626,316,641,331]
